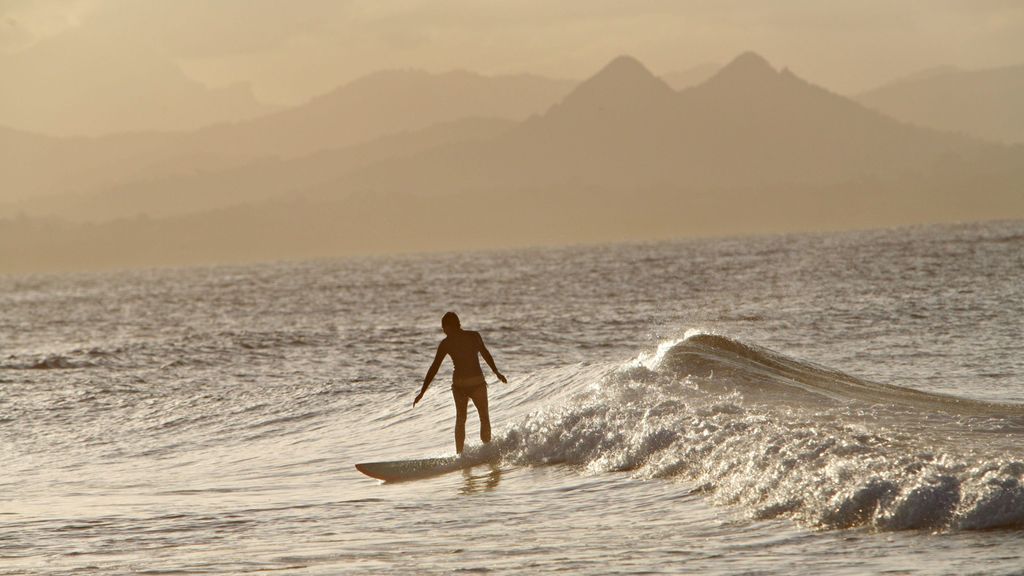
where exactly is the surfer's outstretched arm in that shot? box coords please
[477,333,507,383]
[414,342,447,406]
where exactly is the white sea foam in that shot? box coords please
[496,336,1024,531]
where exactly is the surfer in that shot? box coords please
[413,312,507,454]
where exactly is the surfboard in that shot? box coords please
[355,452,494,482]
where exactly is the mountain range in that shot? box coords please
[301,52,996,199]
[1,70,573,207]
[2,52,1023,273]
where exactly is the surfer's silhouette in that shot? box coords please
[413,312,507,454]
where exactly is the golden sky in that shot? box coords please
[3,0,1023,107]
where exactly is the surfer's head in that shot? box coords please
[442,311,461,335]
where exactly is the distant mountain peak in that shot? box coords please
[730,51,773,68]
[554,54,672,112]
[580,55,669,89]
[709,51,779,85]
[600,55,652,76]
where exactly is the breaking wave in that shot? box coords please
[495,334,1024,531]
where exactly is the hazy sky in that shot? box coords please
[3,0,1024,106]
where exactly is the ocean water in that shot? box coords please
[2,220,1023,575]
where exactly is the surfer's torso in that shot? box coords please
[441,330,485,382]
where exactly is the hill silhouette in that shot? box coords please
[858,63,1024,144]
[3,52,1023,273]
[187,69,575,159]
[0,69,573,207]
[15,118,514,221]
[294,51,1003,198]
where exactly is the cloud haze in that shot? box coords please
[2,0,1023,111]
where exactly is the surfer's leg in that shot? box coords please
[468,384,490,444]
[452,387,470,454]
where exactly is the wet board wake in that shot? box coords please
[355,452,495,482]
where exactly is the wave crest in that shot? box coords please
[495,334,1024,531]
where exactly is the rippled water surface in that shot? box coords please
[2,221,1023,574]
